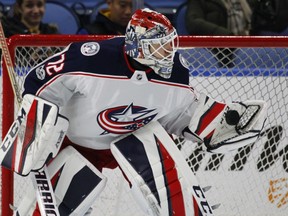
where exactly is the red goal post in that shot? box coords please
[1,35,288,216]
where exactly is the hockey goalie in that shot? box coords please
[0,8,267,216]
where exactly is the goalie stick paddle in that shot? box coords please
[0,22,60,216]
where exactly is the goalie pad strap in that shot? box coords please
[0,94,69,176]
[111,121,213,216]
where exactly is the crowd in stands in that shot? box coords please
[1,0,59,37]
[0,0,287,68]
[1,0,287,37]
[185,0,288,36]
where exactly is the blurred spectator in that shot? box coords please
[185,0,254,67]
[1,0,59,38]
[184,0,288,67]
[250,0,288,35]
[185,0,288,36]
[79,0,133,35]
[185,0,253,36]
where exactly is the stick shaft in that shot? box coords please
[0,22,60,216]
[0,22,22,105]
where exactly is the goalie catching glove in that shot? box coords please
[0,94,69,176]
[182,93,267,153]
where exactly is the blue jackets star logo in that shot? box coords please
[97,103,157,135]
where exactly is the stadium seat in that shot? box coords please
[144,0,186,23]
[145,0,186,9]
[50,0,97,9]
[173,3,189,35]
[43,1,81,34]
[0,2,4,15]
[89,1,108,23]
[0,1,13,17]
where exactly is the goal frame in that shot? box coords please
[1,35,288,216]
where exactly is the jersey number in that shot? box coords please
[46,54,65,75]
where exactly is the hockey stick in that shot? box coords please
[0,22,60,216]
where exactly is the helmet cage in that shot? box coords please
[141,28,178,65]
[140,28,178,78]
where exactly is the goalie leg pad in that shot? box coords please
[183,93,267,153]
[0,94,69,176]
[48,146,107,215]
[111,121,213,216]
[14,146,107,216]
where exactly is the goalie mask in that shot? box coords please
[124,8,179,79]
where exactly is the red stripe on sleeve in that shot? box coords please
[195,102,226,136]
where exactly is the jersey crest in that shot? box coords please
[81,42,100,56]
[97,103,157,135]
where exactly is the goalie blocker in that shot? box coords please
[0,94,69,176]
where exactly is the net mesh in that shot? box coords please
[1,35,287,216]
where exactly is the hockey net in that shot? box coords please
[1,35,287,216]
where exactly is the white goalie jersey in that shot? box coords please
[22,37,197,150]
